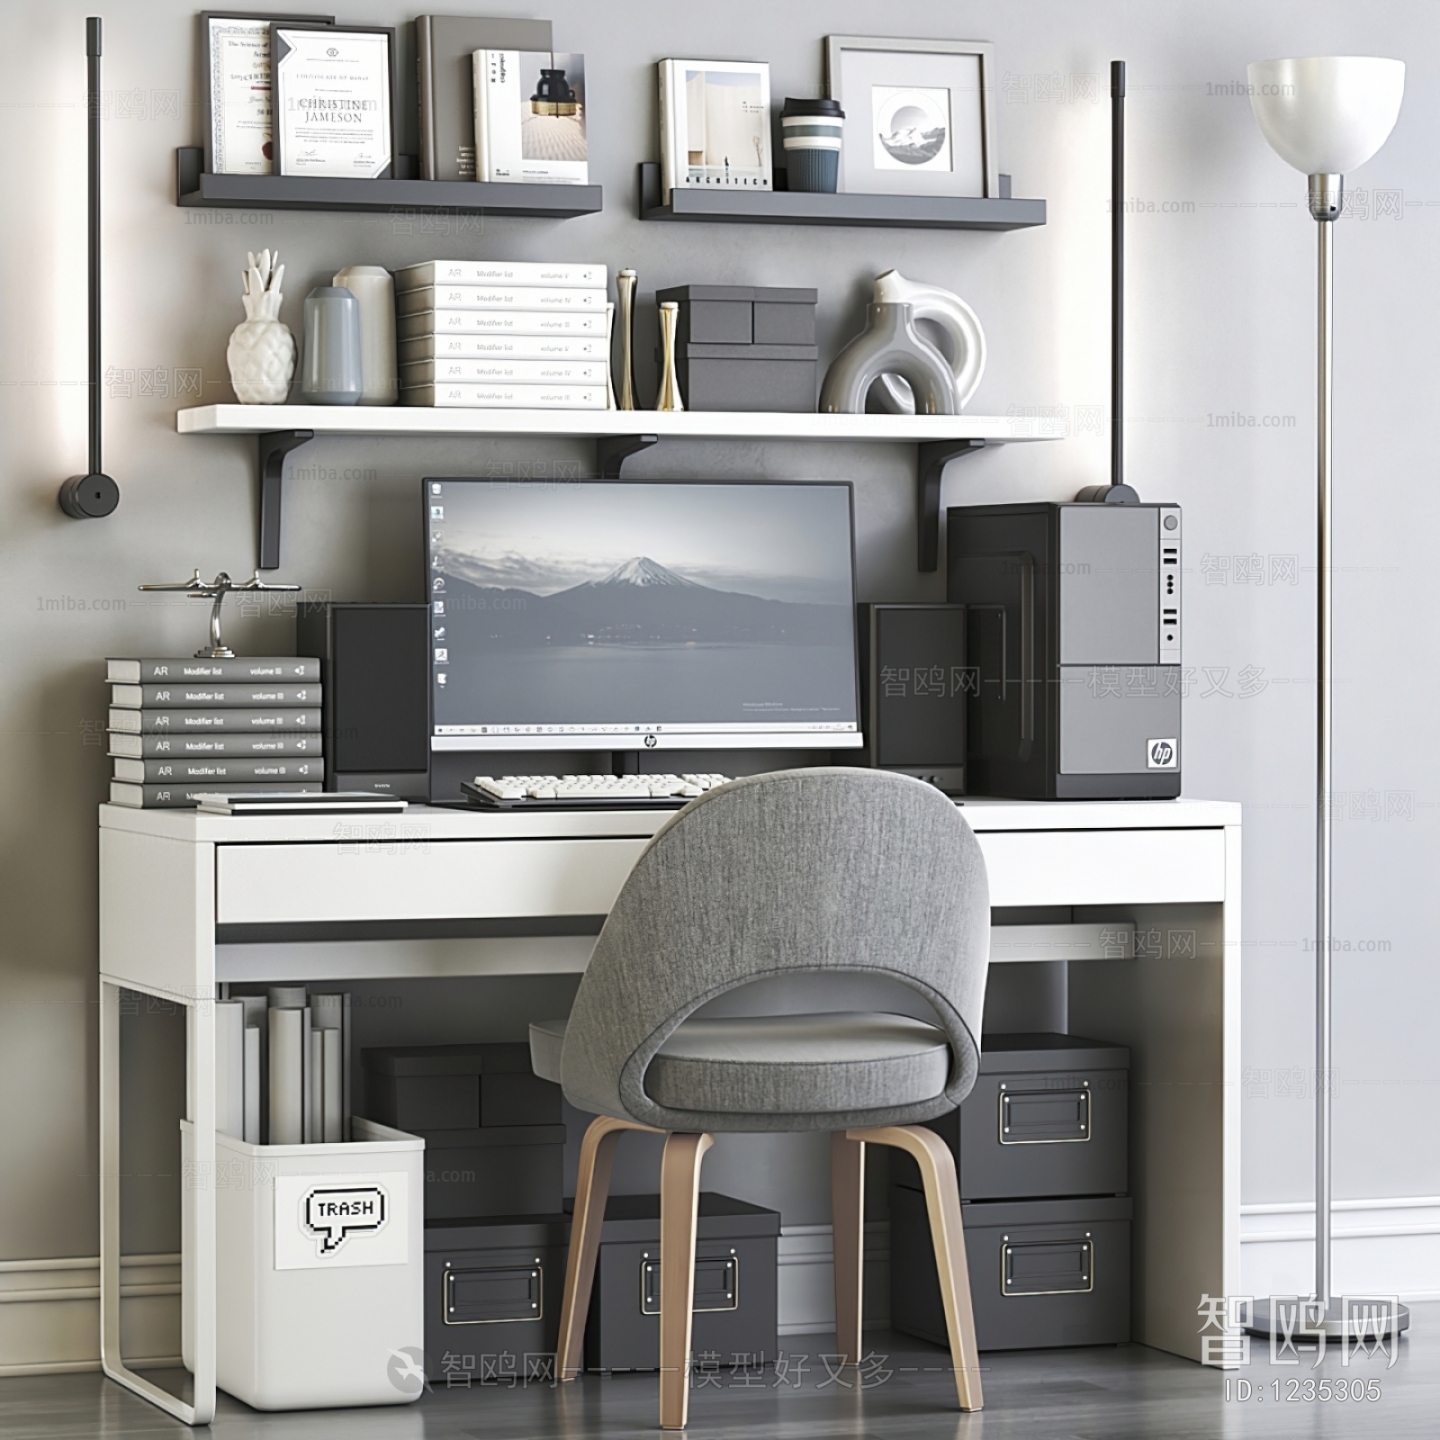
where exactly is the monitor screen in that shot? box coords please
[425,478,861,751]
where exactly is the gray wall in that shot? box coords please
[2,0,1437,1266]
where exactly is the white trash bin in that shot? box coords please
[182,1116,425,1410]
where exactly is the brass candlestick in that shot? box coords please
[616,269,639,409]
[655,301,684,412]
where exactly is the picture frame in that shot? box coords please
[824,36,997,198]
[200,11,335,175]
[659,59,773,202]
[270,22,398,180]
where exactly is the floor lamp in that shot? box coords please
[1245,56,1406,1341]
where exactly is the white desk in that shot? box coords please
[98,796,1241,1423]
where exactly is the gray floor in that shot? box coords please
[1,1308,1434,1439]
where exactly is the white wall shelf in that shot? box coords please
[176,405,1063,574]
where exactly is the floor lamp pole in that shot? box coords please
[1313,193,1334,1312]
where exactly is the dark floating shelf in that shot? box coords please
[175,148,602,219]
[637,162,1045,231]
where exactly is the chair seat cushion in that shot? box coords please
[646,1011,949,1117]
[529,1017,567,1085]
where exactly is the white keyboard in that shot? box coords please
[464,773,732,809]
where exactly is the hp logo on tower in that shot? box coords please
[1147,739,1177,770]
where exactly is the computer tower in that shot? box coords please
[856,603,967,795]
[947,502,1181,799]
[295,602,430,798]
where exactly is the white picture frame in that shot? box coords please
[659,58,772,201]
[824,36,997,198]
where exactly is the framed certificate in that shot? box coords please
[201,12,335,175]
[270,23,397,179]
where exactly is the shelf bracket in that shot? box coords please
[596,433,659,479]
[256,430,314,571]
[917,438,985,571]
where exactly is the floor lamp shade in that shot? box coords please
[1247,57,1404,175]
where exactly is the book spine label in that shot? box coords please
[109,708,322,734]
[109,781,323,808]
[399,309,604,338]
[396,285,605,315]
[115,756,327,783]
[402,383,608,409]
[394,260,607,290]
[106,657,320,682]
[111,732,323,758]
[112,683,322,709]
[398,332,605,362]
[402,358,607,386]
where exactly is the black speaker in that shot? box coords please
[295,603,430,797]
[857,603,968,795]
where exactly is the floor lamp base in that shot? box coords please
[1244,1296,1410,1341]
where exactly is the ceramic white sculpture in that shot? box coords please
[226,249,296,404]
[871,270,986,415]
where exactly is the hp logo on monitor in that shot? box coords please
[1147,739,1177,770]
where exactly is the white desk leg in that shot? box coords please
[99,980,217,1425]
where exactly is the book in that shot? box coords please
[399,309,604,340]
[399,332,606,364]
[108,781,322,809]
[269,1004,305,1144]
[396,285,605,316]
[244,1025,262,1144]
[108,708,321,734]
[394,259,606,291]
[106,656,320,683]
[659,58,773,202]
[112,756,326,784]
[217,1000,246,1140]
[475,50,588,186]
[110,682,321,709]
[401,382,608,409]
[416,15,553,181]
[402,357,608,386]
[107,732,322,758]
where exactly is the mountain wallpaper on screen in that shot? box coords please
[440,555,848,647]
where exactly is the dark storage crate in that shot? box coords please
[417,1124,565,1219]
[362,1043,562,1131]
[423,1214,568,1383]
[584,1193,779,1373]
[892,1033,1129,1201]
[891,1191,1132,1350]
[656,284,817,348]
[668,342,817,412]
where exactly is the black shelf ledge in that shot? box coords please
[637,163,1045,231]
[175,148,602,219]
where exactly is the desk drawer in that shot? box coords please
[215,839,649,926]
[977,828,1226,908]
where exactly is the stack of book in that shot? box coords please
[106,656,325,808]
[395,259,610,409]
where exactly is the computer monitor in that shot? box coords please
[425,478,861,752]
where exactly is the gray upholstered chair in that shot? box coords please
[528,767,990,1429]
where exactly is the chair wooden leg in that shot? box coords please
[848,1125,982,1412]
[830,1131,866,1367]
[556,1116,656,1382]
[658,1131,713,1431]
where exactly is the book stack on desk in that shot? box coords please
[105,656,325,808]
[394,259,610,408]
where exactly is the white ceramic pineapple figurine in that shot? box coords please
[226,249,295,404]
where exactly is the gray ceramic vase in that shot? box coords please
[819,302,958,415]
[297,286,363,405]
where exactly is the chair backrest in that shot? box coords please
[560,767,990,1127]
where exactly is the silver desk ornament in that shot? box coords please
[139,570,302,658]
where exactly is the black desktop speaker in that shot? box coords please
[295,602,430,798]
[856,603,967,796]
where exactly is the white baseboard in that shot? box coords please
[1241,1196,1440,1301]
[0,1254,180,1376]
[777,1222,889,1337]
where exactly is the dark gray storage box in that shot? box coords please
[362,1043,562,1131]
[417,1124,566,1219]
[584,1193,779,1373]
[891,1191,1132,1350]
[423,1214,568,1382]
[667,343,818,412]
[892,1032,1129,1201]
[657,284,818,348]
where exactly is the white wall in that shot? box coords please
[1,0,1437,1338]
